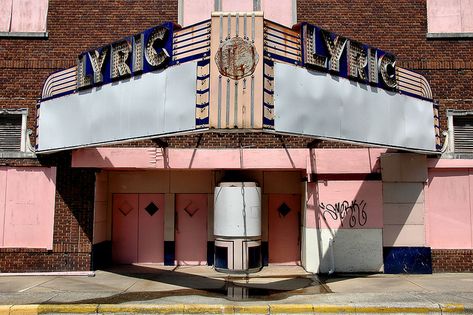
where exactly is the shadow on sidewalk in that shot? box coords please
[54,264,329,304]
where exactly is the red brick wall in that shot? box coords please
[110,133,362,149]
[432,250,473,273]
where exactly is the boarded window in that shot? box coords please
[454,115,473,153]
[0,114,22,151]
[0,0,48,33]
[427,0,473,34]
[0,167,56,249]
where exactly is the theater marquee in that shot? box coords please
[38,13,440,153]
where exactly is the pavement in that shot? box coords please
[0,265,473,314]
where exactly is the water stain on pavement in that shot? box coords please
[43,268,330,304]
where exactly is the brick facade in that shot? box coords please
[432,250,473,273]
[0,1,471,272]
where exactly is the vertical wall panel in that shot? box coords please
[0,168,7,246]
[0,0,13,32]
[426,0,473,33]
[426,170,472,249]
[263,171,301,194]
[261,0,294,27]
[461,0,473,32]
[209,13,264,129]
[181,0,214,27]
[112,194,139,264]
[138,194,165,263]
[268,194,300,264]
[175,194,208,265]
[304,182,383,272]
[221,0,253,11]
[3,167,56,249]
[10,0,48,32]
[170,171,213,193]
[93,172,108,245]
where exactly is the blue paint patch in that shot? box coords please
[92,241,112,270]
[164,241,175,266]
[214,245,228,269]
[383,247,432,274]
[207,241,215,266]
[262,241,269,266]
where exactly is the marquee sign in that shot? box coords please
[77,22,176,90]
[38,13,440,153]
[301,23,397,92]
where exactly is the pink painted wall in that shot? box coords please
[427,0,473,33]
[93,172,108,245]
[426,169,473,249]
[180,0,295,27]
[112,194,139,263]
[0,169,6,246]
[182,0,214,26]
[306,181,383,230]
[309,149,385,175]
[175,194,208,265]
[462,0,473,32]
[268,194,301,264]
[138,194,165,263]
[428,159,473,168]
[221,0,253,12]
[261,0,293,27]
[10,0,48,32]
[112,193,165,263]
[0,167,56,249]
[0,0,12,32]
[72,148,386,174]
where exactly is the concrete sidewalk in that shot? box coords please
[0,265,473,314]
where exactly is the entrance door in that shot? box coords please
[138,194,165,263]
[112,194,139,264]
[112,193,164,264]
[175,194,208,265]
[268,194,301,264]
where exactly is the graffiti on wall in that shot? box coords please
[319,200,368,228]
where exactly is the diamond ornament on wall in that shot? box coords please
[277,202,291,218]
[118,200,134,216]
[183,200,199,217]
[145,202,159,216]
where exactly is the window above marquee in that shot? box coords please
[427,0,473,39]
[0,0,48,38]
[178,0,296,28]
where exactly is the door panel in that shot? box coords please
[112,194,139,264]
[175,194,208,265]
[138,194,165,263]
[268,194,301,264]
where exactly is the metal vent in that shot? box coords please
[0,115,22,151]
[454,115,473,153]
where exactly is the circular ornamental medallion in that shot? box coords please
[215,37,259,80]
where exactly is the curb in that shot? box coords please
[0,303,470,314]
